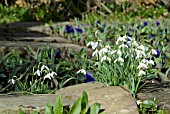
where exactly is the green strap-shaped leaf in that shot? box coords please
[18,107,25,114]
[81,91,88,114]
[45,102,54,114]
[53,95,63,114]
[69,97,82,114]
[89,103,101,114]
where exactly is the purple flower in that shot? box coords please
[65,25,74,33]
[145,58,150,61]
[96,21,101,25]
[152,62,156,68]
[154,50,161,58]
[75,28,83,33]
[156,21,160,26]
[143,22,148,26]
[48,52,61,59]
[102,24,106,28]
[100,29,104,33]
[126,33,132,37]
[149,34,154,39]
[85,72,95,83]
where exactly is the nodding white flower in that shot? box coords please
[137,45,148,51]
[92,49,99,57]
[87,41,102,50]
[44,72,55,80]
[116,36,126,44]
[135,49,146,59]
[132,41,138,47]
[136,100,142,105]
[137,62,148,70]
[101,56,111,63]
[147,60,155,65]
[119,44,128,48]
[138,70,146,76]
[117,49,122,56]
[110,50,117,55]
[41,65,49,71]
[34,70,41,76]
[114,57,124,65]
[77,69,86,75]
[151,49,157,55]
[8,78,16,84]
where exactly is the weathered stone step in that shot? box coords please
[0,41,92,55]
[0,83,139,114]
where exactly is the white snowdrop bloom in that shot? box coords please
[77,69,86,75]
[51,72,57,76]
[136,100,142,105]
[44,73,54,80]
[151,49,157,55]
[86,42,98,50]
[119,44,128,48]
[135,50,146,59]
[110,50,117,55]
[101,56,111,63]
[137,62,148,70]
[116,36,126,44]
[114,57,124,65]
[138,70,146,76]
[34,70,41,76]
[137,45,148,51]
[92,49,99,57]
[8,78,16,84]
[132,41,138,47]
[41,65,49,71]
[147,60,155,65]
[117,49,122,56]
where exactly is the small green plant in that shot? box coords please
[137,98,168,114]
[19,91,106,114]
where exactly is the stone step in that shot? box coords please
[0,83,139,114]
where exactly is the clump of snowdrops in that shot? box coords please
[87,31,158,97]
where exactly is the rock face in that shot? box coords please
[0,82,139,114]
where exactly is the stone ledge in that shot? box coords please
[0,83,139,114]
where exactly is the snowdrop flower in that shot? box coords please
[151,49,157,55]
[44,72,56,80]
[8,76,16,84]
[87,41,102,50]
[110,50,117,55]
[119,44,128,48]
[132,41,138,47]
[117,49,122,56]
[114,57,124,65]
[92,49,99,57]
[41,65,49,71]
[147,60,155,65]
[137,45,148,51]
[135,49,146,59]
[116,36,126,44]
[138,70,146,76]
[136,100,142,105]
[34,70,41,76]
[137,62,148,70]
[101,56,111,63]
[77,69,86,75]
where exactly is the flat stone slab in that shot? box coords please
[0,83,139,114]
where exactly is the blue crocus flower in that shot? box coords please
[55,52,61,58]
[65,25,74,33]
[156,21,160,26]
[126,33,132,37]
[100,29,104,33]
[143,22,148,26]
[154,50,161,58]
[149,34,154,39]
[75,28,83,33]
[96,21,101,25]
[145,58,150,61]
[152,63,156,68]
[85,72,95,83]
